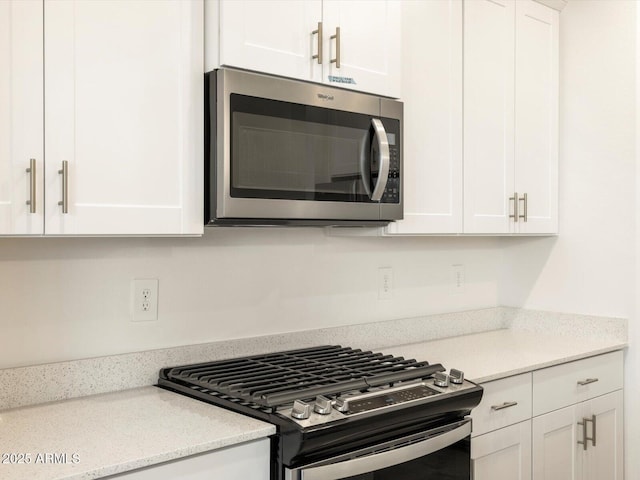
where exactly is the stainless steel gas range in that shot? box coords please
[158,345,483,480]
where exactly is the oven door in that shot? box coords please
[209,68,402,225]
[285,419,471,480]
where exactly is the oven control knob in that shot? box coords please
[434,372,450,388]
[314,395,333,415]
[291,400,311,420]
[449,369,464,385]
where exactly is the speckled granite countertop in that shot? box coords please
[0,308,627,480]
[0,386,275,480]
[381,329,627,383]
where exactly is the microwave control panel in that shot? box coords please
[381,144,400,204]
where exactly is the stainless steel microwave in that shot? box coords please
[205,68,403,226]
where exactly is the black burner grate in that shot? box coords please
[164,345,445,407]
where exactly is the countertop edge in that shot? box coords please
[470,343,628,383]
[80,429,276,480]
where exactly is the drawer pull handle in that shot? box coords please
[491,401,518,411]
[577,378,599,386]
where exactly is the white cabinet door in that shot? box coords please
[472,421,532,480]
[109,438,270,480]
[464,0,558,235]
[463,0,515,234]
[583,391,623,480]
[532,405,582,480]
[514,0,558,234]
[0,0,43,235]
[385,0,462,235]
[218,0,322,83]
[214,0,399,97]
[44,0,203,235]
[322,0,400,97]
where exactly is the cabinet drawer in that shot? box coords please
[532,350,623,416]
[471,373,532,437]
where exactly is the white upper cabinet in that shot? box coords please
[2,0,203,237]
[0,0,44,235]
[514,0,558,234]
[464,0,558,234]
[386,0,557,236]
[218,0,323,84]
[212,0,401,98]
[463,0,515,234]
[321,0,401,98]
[385,0,463,235]
[44,0,203,235]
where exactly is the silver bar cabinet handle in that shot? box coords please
[509,192,518,222]
[58,160,68,214]
[519,193,528,222]
[330,26,341,68]
[312,22,323,64]
[491,401,518,411]
[577,378,599,386]
[588,414,596,447]
[25,158,36,213]
[577,418,588,450]
[577,415,596,450]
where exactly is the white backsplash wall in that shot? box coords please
[0,231,501,368]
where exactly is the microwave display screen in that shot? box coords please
[386,133,396,146]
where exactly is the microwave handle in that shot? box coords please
[370,118,390,201]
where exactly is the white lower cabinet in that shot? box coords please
[472,420,532,480]
[532,404,582,480]
[471,372,532,480]
[532,390,623,480]
[471,351,624,480]
[106,438,270,480]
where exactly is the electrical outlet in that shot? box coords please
[378,267,393,300]
[451,265,465,294]
[132,279,158,322]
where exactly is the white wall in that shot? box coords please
[500,1,637,478]
[499,0,636,318]
[0,232,501,368]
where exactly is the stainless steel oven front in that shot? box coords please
[205,68,403,226]
[284,419,471,480]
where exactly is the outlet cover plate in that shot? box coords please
[132,278,158,322]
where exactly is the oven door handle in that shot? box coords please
[294,420,471,480]
[369,118,390,202]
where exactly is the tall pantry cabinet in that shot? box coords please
[0,0,204,236]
